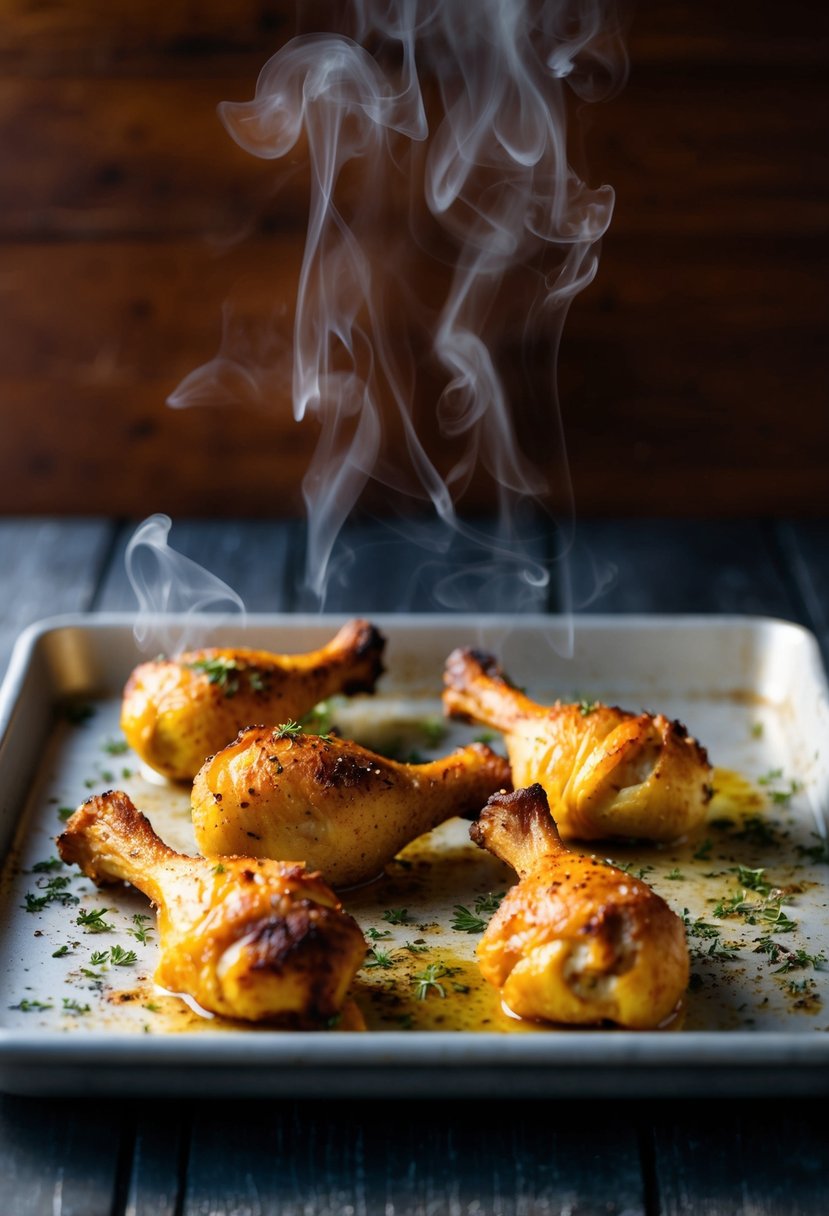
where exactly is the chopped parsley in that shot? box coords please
[772,949,826,975]
[102,737,129,755]
[274,720,303,739]
[420,717,447,747]
[797,835,829,865]
[413,964,448,1000]
[31,858,63,873]
[757,768,803,805]
[128,913,154,943]
[730,866,773,895]
[22,877,78,912]
[364,948,395,970]
[474,892,505,915]
[76,908,114,934]
[692,839,713,861]
[109,945,137,967]
[577,698,599,717]
[682,911,723,941]
[187,656,242,697]
[62,998,91,1016]
[450,906,487,934]
[365,927,393,942]
[785,978,816,997]
[199,655,245,691]
[382,908,410,925]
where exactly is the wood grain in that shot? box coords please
[0,0,824,74]
[0,0,293,75]
[94,518,300,611]
[0,68,823,239]
[653,1103,829,1216]
[774,521,829,660]
[0,1,825,516]
[0,518,114,678]
[0,1057,124,1215]
[564,520,798,616]
[184,1098,645,1216]
[0,227,824,515]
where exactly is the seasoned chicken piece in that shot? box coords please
[57,791,366,1025]
[191,728,512,888]
[121,618,385,781]
[443,648,711,843]
[471,785,689,1029]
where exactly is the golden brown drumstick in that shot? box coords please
[121,618,386,781]
[443,648,711,843]
[57,791,366,1025]
[192,729,512,888]
[471,785,689,1029]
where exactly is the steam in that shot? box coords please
[126,514,245,654]
[169,0,627,609]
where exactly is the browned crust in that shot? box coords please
[337,618,386,694]
[469,783,546,850]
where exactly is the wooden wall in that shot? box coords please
[0,1,826,517]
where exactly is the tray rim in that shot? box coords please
[2,610,828,1095]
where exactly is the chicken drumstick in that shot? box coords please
[121,618,386,781]
[192,729,512,887]
[57,791,366,1024]
[444,648,710,842]
[471,785,689,1029]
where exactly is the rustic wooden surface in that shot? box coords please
[0,514,828,1213]
[0,0,826,516]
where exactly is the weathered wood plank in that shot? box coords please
[773,521,829,661]
[94,518,301,613]
[0,1095,125,1216]
[124,1103,189,1216]
[313,515,554,614]
[0,69,823,238]
[0,0,823,75]
[0,77,285,239]
[2,374,827,518]
[0,232,825,518]
[184,1099,645,1216]
[0,1,293,75]
[3,235,823,382]
[0,518,115,677]
[653,1101,829,1216]
[565,520,799,617]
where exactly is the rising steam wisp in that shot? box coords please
[169,0,627,613]
[126,514,246,655]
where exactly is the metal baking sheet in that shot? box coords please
[1,613,828,1097]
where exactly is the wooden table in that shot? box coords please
[1,515,828,1215]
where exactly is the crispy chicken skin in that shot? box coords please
[471,786,689,1029]
[443,648,711,843]
[191,729,512,888]
[121,618,386,781]
[57,791,366,1025]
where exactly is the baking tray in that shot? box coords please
[1,613,828,1097]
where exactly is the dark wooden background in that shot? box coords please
[0,1,826,518]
